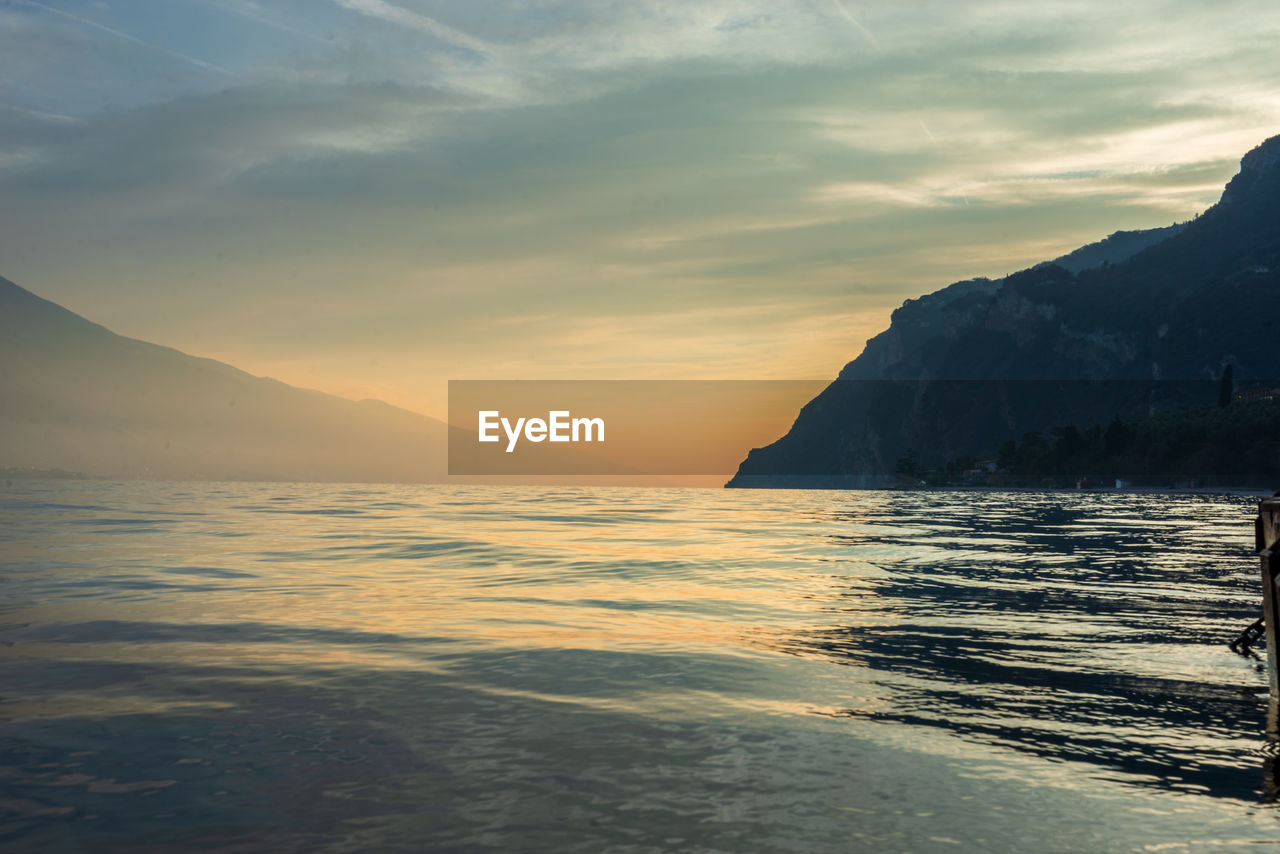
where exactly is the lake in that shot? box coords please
[1,481,1276,852]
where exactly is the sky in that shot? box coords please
[2,0,1279,420]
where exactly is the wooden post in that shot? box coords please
[1268,696,1280,803]
[1257,498,1280,696]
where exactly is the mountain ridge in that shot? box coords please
[728,134,1280,487]
[0,277,447,482]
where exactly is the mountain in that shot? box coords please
[1048,223,1187,275]
[728,134,1280,487]
[0,278,446,482]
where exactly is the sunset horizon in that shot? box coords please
[6,3,1280,852]
[5,1,1279,424]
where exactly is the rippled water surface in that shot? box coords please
[1,481,1278,852]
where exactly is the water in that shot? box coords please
[1,481,1277,852]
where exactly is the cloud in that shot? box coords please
[2,0,1280,415]
[0,82,475,193]
[829,0,881,48]
[330,0,493,55]
[9,0,235,77]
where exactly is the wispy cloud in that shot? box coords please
[829,0,880,48]
[330,0,493,55]
[11,0,235,78]
[2,0,1279,415]
[186,0,330,45]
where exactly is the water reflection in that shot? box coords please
[2,482,1277,852]
[1265,697,1280,804]
[783,491,1269,800]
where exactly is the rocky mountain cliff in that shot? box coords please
[728,134,1280,487]
[0,278,447,482]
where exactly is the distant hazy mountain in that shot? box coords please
[729,134,1280,487]
[1048,223,1187,275]
[0,278,446,482]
